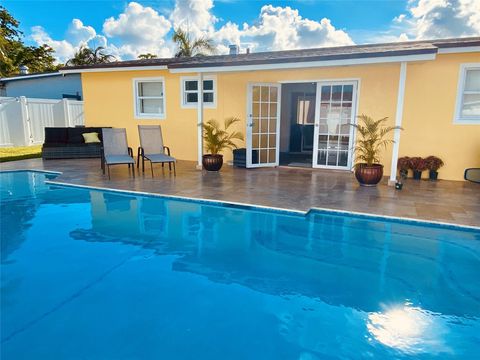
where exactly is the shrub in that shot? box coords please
[397,156,410,171]
[424,156,444,171]
[408,157,428,171]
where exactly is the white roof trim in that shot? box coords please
[0,72,62,81]
[168,53,437,73]
[60,65,168,74]
[437,46,480,54]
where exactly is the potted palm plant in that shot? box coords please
[203,117,244,171]
[409,157,427,180]
[424,156,444,180]
[351,114,402,186]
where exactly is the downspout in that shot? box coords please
[196,72,204,169]
[389,62,407,185]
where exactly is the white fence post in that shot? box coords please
[19,96,33,145]
[63,99,71,127]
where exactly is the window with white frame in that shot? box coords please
[181,77,216,108]
[134,78,165,119]
[454,64,480,124]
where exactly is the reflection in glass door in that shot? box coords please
[247,84,281,167]
[313,82,357,169]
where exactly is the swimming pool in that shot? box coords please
[1,171,479,359]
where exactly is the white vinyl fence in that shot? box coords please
[0,96,84,147]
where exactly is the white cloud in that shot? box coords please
[66,19,96,45]
[366,0,480,43]
[30,2,176,63]
[103,1,172,58]
[30,19,113,63]
[170,0,217,37]
[214,5,354,53]
[406,0,480,39]
[30,26,76,63]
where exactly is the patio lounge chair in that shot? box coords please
[137,125,176,177]
[464,168,480,184]
[101,128,135,179]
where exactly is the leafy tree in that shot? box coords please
[172,27,216,58]
[65,45,116,66]
[1,6,58,77]
[138,53,157,59]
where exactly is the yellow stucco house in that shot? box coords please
[61,37,480,181]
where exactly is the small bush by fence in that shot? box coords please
[0,96,84,147]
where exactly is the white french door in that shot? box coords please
[312,81,358,169]
[246,83,281,168]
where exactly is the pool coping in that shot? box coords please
[2,169,479,231]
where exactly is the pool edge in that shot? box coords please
[308,207,480,232]
[0,169,63,175]
[2,169,477,231]
[43,178,480,232]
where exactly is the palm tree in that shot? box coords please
[351,114,402,167]
[172,27,216,58]
[66,46,116,66]
[138,53,157,59]
[203,117,244,155]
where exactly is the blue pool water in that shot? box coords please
[1,171,479,359]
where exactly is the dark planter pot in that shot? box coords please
[354,164,384,186]
[399,169,408,179]
[413,170,423,180]
[429,170,438,181]
[202,154,223,171]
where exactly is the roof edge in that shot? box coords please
[0,72,64,82]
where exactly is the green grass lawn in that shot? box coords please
[0,145,42,163]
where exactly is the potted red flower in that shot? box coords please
[409,157,427,180]
[397,156,410,179]
[424,156,444,180]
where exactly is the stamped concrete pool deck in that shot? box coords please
[1,158,479,227]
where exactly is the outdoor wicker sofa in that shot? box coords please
[42,127,107,160]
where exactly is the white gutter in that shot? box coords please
[437,46,480,54]
[168,53,436,74]
[0,72,62,81]
[60,65,168,74]
[389,62,407,185]
[196,72,204,169]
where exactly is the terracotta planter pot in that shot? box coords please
[202,154,223,171]
[354,164,384,186]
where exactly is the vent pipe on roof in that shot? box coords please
[229,44,240,55]
[19,65,29,75]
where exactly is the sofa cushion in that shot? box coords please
[82,132,101,143]
[44,128,68,144]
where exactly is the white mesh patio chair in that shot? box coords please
[137,125,176,177]
[101,128,135,179]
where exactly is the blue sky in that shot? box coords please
[4,0,479,62]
